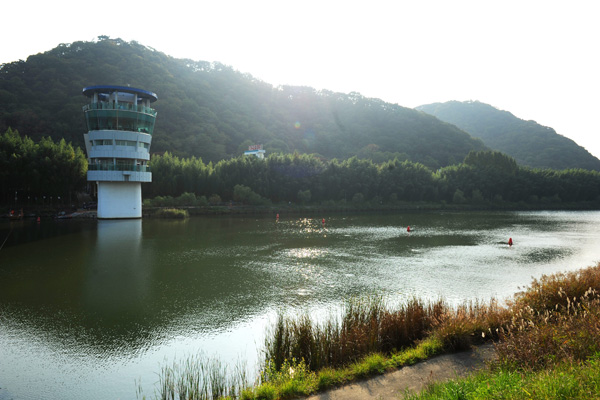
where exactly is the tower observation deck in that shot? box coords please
[82,85,157,219]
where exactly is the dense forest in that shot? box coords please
[2,128,599,209]
[0,128,87,205]
[1,37,487,169]
[3,37,600,211]
[143,150,600,208]
[416,100,600,171]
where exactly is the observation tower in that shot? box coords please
[82,85,157,219]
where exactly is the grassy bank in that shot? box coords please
[407,358,600,399]
[145,263,600,400]
[151,208,189,219]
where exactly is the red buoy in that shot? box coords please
[407,226,411,232]
[508,238,513,246]
[322,218,325,225]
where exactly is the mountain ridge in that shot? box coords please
[416,100,600,171]
[2,37,484,169]
[3,37,598,171]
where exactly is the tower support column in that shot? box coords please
[97,181,142,219]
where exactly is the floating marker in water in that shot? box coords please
[508,238,513,246]
[407,226,411,232]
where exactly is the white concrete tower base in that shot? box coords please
[97,182,142,219]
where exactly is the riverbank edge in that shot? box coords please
[143,200,600,217]
[231,264,600,400]
[306,343,497,400]
[3,199,599,220]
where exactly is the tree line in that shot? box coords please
[0,128,87,206]
[3,126,599,210]
[145,150,600,207]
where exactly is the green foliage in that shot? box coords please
[351,192,365,204]
[453,189,466,204]
[233,184,267,206]
[208,194,222,205]
[464,150,518,175]
[0,128,86,204]
[471,189,484,203]
[4,39,600,207]
[1,38,485,166]
[153,208,189,219]
[143,150,600,208]
[296,189,311,204]
[418,100,600,171]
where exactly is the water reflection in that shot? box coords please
[86,219,147,313]
[1,211,600,400]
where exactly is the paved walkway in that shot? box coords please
[306,344,496,400]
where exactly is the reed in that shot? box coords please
[495,276,600,370]
[152,353,251,400]
[259,265,600,396]
[263,296,456,373]
[409,263,600,399]
[431,298,511,351]
[510,263,600,312]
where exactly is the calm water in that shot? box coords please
[1,211,599,399]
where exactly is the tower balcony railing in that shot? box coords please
[82,101,157,116]
[83,102,156,134]
[88,164,151,172]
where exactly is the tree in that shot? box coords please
[297,189,311,204]
[233,184,264,205]
[453,189,466,204]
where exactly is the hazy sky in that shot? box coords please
[3,0,600,158]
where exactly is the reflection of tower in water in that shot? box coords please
[86,220,150,313]
[82,85,157,219]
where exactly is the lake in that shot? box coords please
[1,210,599,399]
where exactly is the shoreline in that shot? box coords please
[3,200,600,221]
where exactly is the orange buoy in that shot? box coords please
[508,238,513,246]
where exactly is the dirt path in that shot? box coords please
[306,344,496,400]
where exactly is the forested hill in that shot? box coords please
[416,101,600,171]
[0,37,486,168]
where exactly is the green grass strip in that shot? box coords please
[405,356,600,400]
[241,336,445,399]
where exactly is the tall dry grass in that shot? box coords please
[494,264,600,370]
[431,298,510,351]
[263,296,505,373]
[263,263,600,376]
[510,264,600,312]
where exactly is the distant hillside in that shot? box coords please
[0,37,486,168]
[416,100,600,171]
